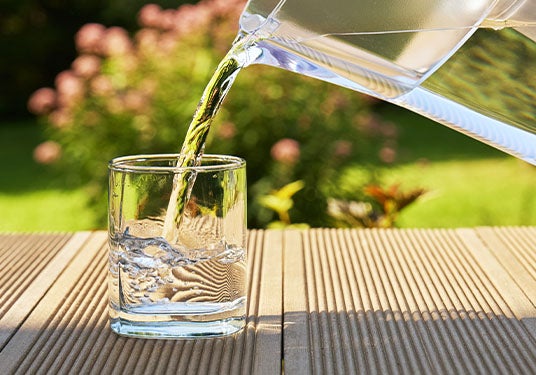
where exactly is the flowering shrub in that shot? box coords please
[29,0,405,228]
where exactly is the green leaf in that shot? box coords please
[258,195,293,213]
[274,180,305,199]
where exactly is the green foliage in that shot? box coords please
[29,0,403,228]
[258,180,310,228]
[325,167,426,228]
[328,185,425,228]
[4,118,536,232]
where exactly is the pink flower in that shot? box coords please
[71,55,101,78]
[271,138,300,164]
[357,114,384,136]
[379,146,397,164]
[90,75,114,96]
[102,27,132,56]
[210,0,244,17]
[334,140,352,157]
[75,23,106,54]
[158,32,178,52]
[55,70,84,107]
[174,3,212,35]
[138,4,163,28]
[217,122,236,139]
[33,141,62,164]
[381,122,398,138]
[119,53,139,73]
[135,29,160,52]
[122,90,149,113]
[160,9,179,30]
[27,87,56,115]
[49,110,72,128]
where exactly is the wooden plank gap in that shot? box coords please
[252,229,283,375]
[282,229,312,375]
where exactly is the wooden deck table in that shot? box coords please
[1,228,535,374]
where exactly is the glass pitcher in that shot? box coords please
[237,0,536,165]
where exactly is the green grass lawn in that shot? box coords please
[0,120,99,231]
[1,109,535,231]
[343,105,536,228]
[381,158,536,227]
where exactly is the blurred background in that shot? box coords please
[1,0,535,231]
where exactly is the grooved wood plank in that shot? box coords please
[2,228,535,374]
[474,227,536,309]
[0,230,282,374]
[282,228,536,375]
[0,231,107,372]
[471,227,536,343]
[0,233,72,320]
[251,229,283,375]
[0,232,81,350]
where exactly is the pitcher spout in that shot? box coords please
[484,0,536,40]
[487,0,536,24]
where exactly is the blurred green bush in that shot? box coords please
[29,0,418,228]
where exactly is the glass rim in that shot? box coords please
[108,154,246,173]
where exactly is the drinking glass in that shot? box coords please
[108,154,247,338]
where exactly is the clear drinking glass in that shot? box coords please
[108,154,247,338]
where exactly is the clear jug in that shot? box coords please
[237,0,536,165]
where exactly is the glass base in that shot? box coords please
[110,317,245,339]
